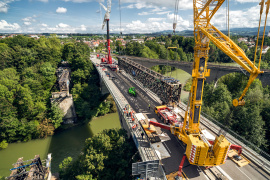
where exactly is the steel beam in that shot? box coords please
[118,57,182,104]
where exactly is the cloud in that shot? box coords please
[138,12,153,16]
[62,0,94,2]
[41,23,48,27]
[37,0,49,2]
[80,24,86,31]
[122,0,192,10]
[212,5,261,29]
[233,0,258,3]
[0,20,21,32]
[57,23,69,28]
[56,7,67,13]
[22,15,37,27]
[0,0,15,13]
[147,18,165,22]
[124,13,190,33]
[24,22,31,26]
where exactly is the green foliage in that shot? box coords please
[0,36,63,146]
[0,140,8,149]
[183,77,192,91]
[49,104,64,129]
[59,129,138,180]
[202,73,269,151]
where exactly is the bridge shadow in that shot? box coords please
[47,123,93,173]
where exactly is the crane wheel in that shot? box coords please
[232,99,239,107]
[233,99,245,107]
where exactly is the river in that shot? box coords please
[0,68,191,177]
[0,113,120,177]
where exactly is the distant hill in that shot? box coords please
[151,26,270,37]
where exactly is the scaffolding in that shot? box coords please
[6,154,52,180]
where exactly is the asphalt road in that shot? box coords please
[96,59,270,180]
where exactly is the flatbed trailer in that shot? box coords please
[135,113,161,143]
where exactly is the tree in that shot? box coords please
[49,104,64,129]
[140,46,158,59]
[59,129,138,180]
[0,140,8,149]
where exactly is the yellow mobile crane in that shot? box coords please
[146,0,268,177]
[180,0,267,166]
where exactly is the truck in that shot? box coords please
[155,105,177,124]
[128,87,136,97]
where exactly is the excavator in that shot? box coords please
[143,0,268,177]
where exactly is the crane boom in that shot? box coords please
[172,0,265,166]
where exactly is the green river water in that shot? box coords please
[0,113,120,177]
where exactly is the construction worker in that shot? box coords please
[141,132,144,139]
[148,104,151,110]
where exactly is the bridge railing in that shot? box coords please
[91,58,167,179]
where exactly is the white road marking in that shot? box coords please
[235,165,252,180]
[163,142,171,154]
[216,166,233,180]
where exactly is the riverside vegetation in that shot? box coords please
[0,35,116,150]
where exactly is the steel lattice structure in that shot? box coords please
[118,57,182,104]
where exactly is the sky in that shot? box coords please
[0,0,265,34]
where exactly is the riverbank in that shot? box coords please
[0,113,120,177]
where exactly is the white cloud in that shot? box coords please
[80,24,86,31]
[147,18,165,22]
[21,15,37,28]
[56,7,67,14]
[124,13,190,33]
[234,0,258,3]
[138,12,153,16]
[123,0,192,10]
[24,22,31,26]
[63,0,94,2]
[41,23,48,27]
[57,23,69,28]
[37,0,48,2]
[22,17,31,22]
[0,20,20,32]
[0,0,15,13]
[212,5,260,29]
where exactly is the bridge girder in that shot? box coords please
[118,57,182,104]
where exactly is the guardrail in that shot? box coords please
[91,58,167,180]
[178,102,270,175]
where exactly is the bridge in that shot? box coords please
[120,56,270,86]
[91,55,270,180]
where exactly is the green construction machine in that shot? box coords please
[128,87,137,97]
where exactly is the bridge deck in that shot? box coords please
[91,55,270,180]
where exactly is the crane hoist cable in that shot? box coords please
[253,0,265,68]
[258,0,270,69]
[119,0,122,35]
[173,0,180,34]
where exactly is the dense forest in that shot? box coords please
[202,73,270,153]
[59,128,139,180]
[119,35,270,153]
[0,35,115,150]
